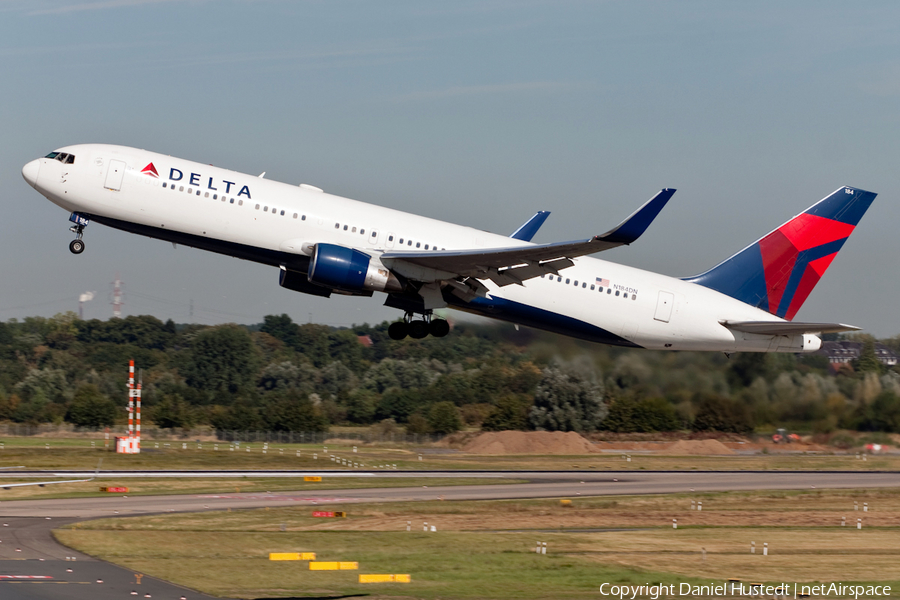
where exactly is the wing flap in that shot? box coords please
[722,321,861,335]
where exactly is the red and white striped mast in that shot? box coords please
[127,360,134,452]
[135,369,142,453]
[124,360,141,454]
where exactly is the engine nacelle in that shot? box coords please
[308,243,403,293]
[279,268,332,298]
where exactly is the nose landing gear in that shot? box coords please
[68,213,89,255]
[388,311,450,340]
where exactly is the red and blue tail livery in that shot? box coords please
[686,187,876,320]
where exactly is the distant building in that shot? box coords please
[816,341,898,368]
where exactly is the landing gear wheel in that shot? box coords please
[408,320,429,339]
[429,318,450,337]
[69,239,85,254]
[388,321,409,340]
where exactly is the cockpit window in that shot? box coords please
[45,152,75,164]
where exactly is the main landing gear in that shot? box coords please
[388,311,450,340]
[68,213,89,255]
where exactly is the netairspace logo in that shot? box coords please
[598,583,892,600]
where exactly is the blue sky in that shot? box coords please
[2,1,899,334]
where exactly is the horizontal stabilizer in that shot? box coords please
[722,320,861,335]
[510,211,551,242]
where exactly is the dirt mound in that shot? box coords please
[462,431,599,455]
[659,439,734,455]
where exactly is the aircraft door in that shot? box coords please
[104,160,126,191]
[654,291,674,323]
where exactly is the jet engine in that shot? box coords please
[279,267,332,298]
[308,243,403,294]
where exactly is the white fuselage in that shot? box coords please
[23,144,819,353]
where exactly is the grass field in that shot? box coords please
[56,488,900,599]
[0,437,898,474]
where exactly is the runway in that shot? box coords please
[1,470,898,519]
[0,470,897,599]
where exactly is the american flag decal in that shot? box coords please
[596,277,610,287]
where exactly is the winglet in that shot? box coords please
[510,211,551,241]
[596,188,676,244]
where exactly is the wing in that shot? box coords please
[722,321,861,335]
[381,189,675,289]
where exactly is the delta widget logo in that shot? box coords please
[140,163,159,178]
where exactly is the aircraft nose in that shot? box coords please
[22,159,40,188]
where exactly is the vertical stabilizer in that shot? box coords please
[685,186,876,320]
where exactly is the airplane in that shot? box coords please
[21,144,876,353]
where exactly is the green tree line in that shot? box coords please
[1,311,899,435]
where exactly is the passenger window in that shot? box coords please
[343,225,348,231]
[574,280,578,286]
[204,192,209,198]
[163,183,167,188]
[213,193,217,199]
[352,227,357,233]
[408,240,412,246]
[590,285,595,290]
[557,277,562,282]
[607,289,612,294]
[566,279,570,284]
[280,210,285,216]
[582,283,587,288]
[196,190,200,196]
[264,206,269,212]
[293,213,298,219]
[371,231,376,237]
[188,188,192,194]
[179,186,184,192]
[301,214,305,220]
[238,200,243,206]
[424,244,429,250]
[632,294,637,300]
[399,238,404,244]
[615,290,620,296]
[360,229,365,235]
[335,223,340,228]
[416,242,420,248]
[230,198,235,204]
